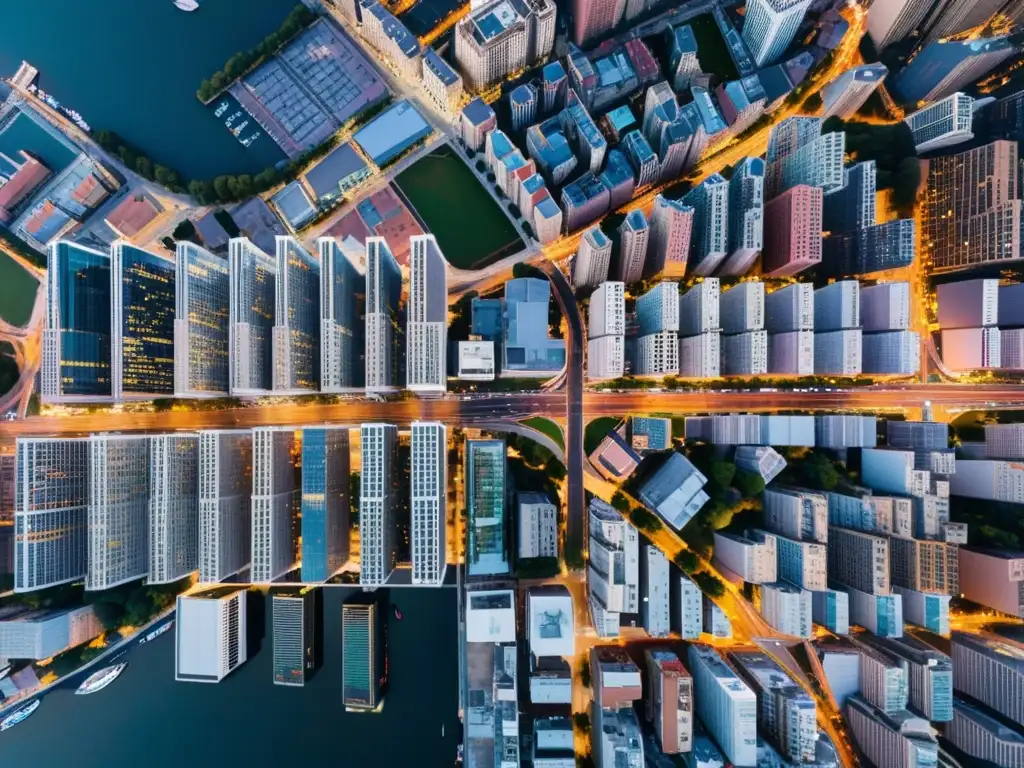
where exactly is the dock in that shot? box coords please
[10,62,38,91]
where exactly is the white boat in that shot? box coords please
[225,110,241,127]
[75,663,127,695]
[241,132,259,147]
[232,120,249,136]
[139,621,173,645]
[174,0,199,11]
[0,700,39,732]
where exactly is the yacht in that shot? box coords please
[214,101,229,117]
[240,132,259,147]
[139,621,173,645]
[174,0,199,11]
[232,120,249,137]
[75,663,127,695]
[0,700,39,732]
[225,110,241,127]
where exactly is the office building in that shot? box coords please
[509,83,538,131]
[342,592,386,709]
[861,282,910,332]
[762,185,822,277]
[720,281,765,334]
[590,281,626,338]
[942,327,1002,370]
[953,631,1024,727]
[713,530,777,583]
[533,717,575,768]
[228,238,276,394]
[646,195,694,278]
[250,428,298,583]
[174,242,229,397]
[588,335,625,380]
[644,649,693,755]
[573,226,612,289]
[863,331,920,375]
[406,235,448,392]
[687,645,757,767]
[0,604,102,660]
[365,237,402,392]
[271,236,320,393]
[319,237,365,392]
[410,422,447,585]
[588,498,639,632]
[974,86,1024,142]
[300,427,349,583]
[541,60,568,113]
[849,586,904,637]
[823,161,876,238]
[722,157,765,277]
[42,241,111,401]
[636,331,679,376]
[666,23,700,90]
[742,0,812,67]
[766,116,845,199]
[828,527,889,594]
[682,173,729,275]
[815,280,859,331]
[959,548,1024,618]
[732,651,816,762]
[888,420,948,451]
[822,63,888,119]
[359,0,421,80]
[517,492,557,560]
[198,430,252,583]
[597,148,634,211]
[723,330,768,375]
[892,36,1017,104]
[846,696,938,768]
[466,439,508,578]
[868,634,953,722]
[813,589,849,634]
[672,572,703,639]
[622,130,659,189]
[849,635,910,714]
[867,0,935,49]
[775,535,826,591]
[528,585,573,670]
[679,332,720,378]
[906,93,975,153]
[148,434,198,585]
[421,48,463,112]
[680,278,719,335]
[760,582,813,637]
[704,598,732,639]
[617,210,649,284]
[638,453,709,530]
[111,242,175,399]
[889,536,958,595]
[938,279,1000,329]
[13,437,89,592]
[503,277,566,375]
[769,330,814,374]
[459,98,497,151]
[272,589,317,686]
[175,588,248,683]
[764,487,827,543]
[594,706,644,767]
[526,121,577,186]
[814,329,862,375]
[570,0,624,45]
[985,423,1024,459]
[765,283,813,333]
[923,141,1021,272]
[637,282,679,335]
[947,698,1024,767]
[454,0,556,91]
[685,414,816,446]
[360,424,397,585]
[642,544,670,637]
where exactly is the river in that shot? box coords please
[0,587,461,767]
[0,0,300,181]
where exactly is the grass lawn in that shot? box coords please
[690,14,739,82]
[584,416,623,455]
[523,416,564,449]
[0,252,37,327]
[394,145,524,270]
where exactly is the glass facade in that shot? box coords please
[364,238,401,390]
[176,243,229,394]
[301,427,349,582]
[466,439,508,577]
[48,241,111,397]
[230,238,277,392]
[275,237,320,391]
[319,238,365,389]
[272,590,315,686]
[114,244,175,396]
[148,435,199,584]
[359,423,397,585]
[342,597,384,709]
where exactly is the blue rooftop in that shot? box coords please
[510,84,536,106]
[741,74,766,102]
[472,297,503,339]
[462,97,496,127]
[586,227,609,248]
[272,181,316,228]
[535,196,560,219]
[759,65,795,104]
[596,51,635,88]
[353,100,431,166]
[625,209,647,231]
[502,151,527,172]
[607,105,636,132]
[364,2,420,57]
[723,80,753,111]
[504,278,565,372]
[523,174,546,195]
[671,24,698,55]
[527,124,575,173]
[422,48,459,86]
[542,61,566,83]
[562,172,609,206]
[623,130,655,164]
[489,130,515,160]
[563,101,606,151]
[692,86,727,134]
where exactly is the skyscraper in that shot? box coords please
[319,236,366,391]
[646,194,694,278]
[272,588,317,686]
[828,527,890,594]
[198,430,252,583]
[622,130,659,188]
[682,172,729,275]
[845,695,938,768]
[588,498,639,633]
[667,24,700,91]
[229,237,276,395]
[272,236,320,393]
[111,242,176,399]
[250,427,299,583]
[722,157,765,277]
[688,645,758,767]
[892,36,1018,104]
[175,588,248,683]
[636,282,679,335]
[905,92,975,153]
[766,116,845,199]
[411,422,447,585]
[174,242,230,397]
[823,161,876,236]
[821,63,888,120]
[42,240,111,401]
[365,237,402,392]
[300,426,349,583]
[360,423,398,585]
[571,0,625,45]
[952,631,1024,726]
[616,210,649,283]
[455,0,556,91]
[87,435,150,590]
[466,439,508,577]
[867,0,935,49]
[762,184,822,277]
[573,226,613,288]
[741,0,812,67]
[407,235,448,392]
[148,434,199,585]
[731,650,817,762]
[343,592,386,709]
[14,437,89,592]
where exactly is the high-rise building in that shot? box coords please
[828,527,890,594]
[644,648,693,755]
[86,435,149,591]
[590,281,626,338]
[813,589,850,634]
[985,423,1024,458]
[636,331,679,375]
[342,592,386,709]
[973,86,1024,142]
[0,604,102,660]
[229,237,276,395]
[250,427,298,583]
[823,161,876,236]
[42,241,111,401]
[889,536,958,595]
[671,571,703,639]
[13,438,89,593]
[622,130,659,189]
[720,281,765,334]
[958,548,1024,619]
[952,631,1024,726]
[765,283,813,333]
[637,282,679,335]
[570,0,625,45]
[517,492,557,560]
[300,426,349,583]
[175,588,248,683]
[588,335,625,380]
[646,195,694,278]
[760,581,813,637]
[588,498,639,633]
[411,422,447,585]
[774,534,826,590]
[906,93,975,153]
[466,439,508,578]
[541,61,569,114]
[713,530,778,583]
[509,83,538,131]
[734,444,787,484]
[762,184,822,277]
[680,278,720,336]
[573,226,612,288]
[198,430,252,582]
[769,330,814,374]
[892,36,1018,104]
[862,634,953,722]
[111,242,176,399]
[148,434,198,585]
[454,0,556,91]
[947,698,1024,766]
[616,210,649,283]
[642,544,670,637]
[421,48,464,113]
[682,173,729,275]
[723,331,768,375]
[688,645,758,767]
[722,157,765,277]
[679,332,720,378]
[668,23,700,91]
[174,242,229,397]
[845,695,938,768]
[272,589,317,686]
[407,235,448,392]
[272,236,320,393]
[822,64,888,119]
[766,116,845,199]
[742,0,811,67]
[867,0,935,49]
[863,331,920,375]
[319,236,366,392]
[764,487,827,543]
[815,280,860,331]
[360,423,398,585]
[815,329,862,375]
[861,282,910,332]
[365,237,402,392]
[731,651,816,761]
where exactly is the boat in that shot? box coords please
[393,604,402,620]
[225,110,241,127]
[441,723,445,737]
[232,120,249,136]
[75,663,127,695]
[0,700,39,732]
[139,621,173,645]
[240,132,259,147]
[214,101,229,117]
[174,0,199,11]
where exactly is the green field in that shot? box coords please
[584,416,623,455]
[394,145,524,270]
[690,14,739,82]
[523,416,564,449]
[0,252,38,327]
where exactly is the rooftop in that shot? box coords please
[422,48,459,86]
[304,142,368,200]
[468,0,525,44]
[271,181,317,229]
[528,586,574,658]
[463,97,496,127]
[352,100,431,165]
[510,83,537,106]
[624,209,647,231]
[105,191,161,238]
[542,60,566,83]
[466,589,517,643]
[562,172,609,206]
[563,99,606,150]
[606,104,636,132]
[671,23,698,55]
[622,130,655,163]
[599,148,635,189]
[364,1,420,57]
[691,86,727,134]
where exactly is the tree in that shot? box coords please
[630,506,662,533]
[213,175,232,202]
[573,712,591,733]
[124,587,153,626]
[663,375,679,390]
[93,600,125,631]
[674,550,698,574]
[475,159,486,173]
[188,179,212,204]
[611,491,630,512]
[708,459,736,491]
[580,658,591,687]
[546,458,567,481]
[692,571,725,598]
[134,156,153,180]
[172,219,197,241]
[234,174,254,199]
[799,452,839,491]
[735,471,765,498]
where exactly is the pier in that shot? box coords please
[10,62,38,91]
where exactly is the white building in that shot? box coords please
[814,280,860,331]
[849,587,904,638]
[453,0,556,92]
[742,0,812,67]
[937,279,1000,329]
[679,332,721,378]
[637,453,710,530]
[148,434,199,585]
[588,335,625,380]
[906,92,975,153]
[863,331,920,375]
[642,544,671,637]
[250,427,298,583]
[720,281,765,334]
[636,331,680,376]
[764,487,828,543]
[761,582,813,637]
[411,422,447,585]
[365,238,402,392]
[822,63,888,119]
[175,589,248,683]
[942,327,1002,370]
[688,645,758,766]
[518,491,558,560]
[765,283,813,333]
[636,281,680,335]
[589,281,626,338]
[734,445,787,484]
[0,605,102,661]
[198,430,252,583]
[845,696,937,768]
[360,423,398,585]
[861,282,910,331]
[814,329,862,375]
[573,227,613,289]
[228,237,277,395]
[588,499,640,635]
[673,572,704,639]
[680,278,720,335]
[457,340,495,380]
[714,530,778,583]
[421,47,464,112]
[812,589,850,634]
[951,460,1024,502]
[407,235,448,392]
[769,331,814,374]
[528,585,574,659]
[617,211,650,284]
[723,330,768,375]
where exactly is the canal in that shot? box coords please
[0,587,461,767]
[0,0,298,181]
